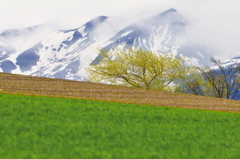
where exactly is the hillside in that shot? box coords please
[0,72,240,113]
[1,93,240,158]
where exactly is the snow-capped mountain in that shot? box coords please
[0,8,211,81]
[0,16,116,80]
[220,56,240,67]
[93,8,211,65]
[0,25,54,72]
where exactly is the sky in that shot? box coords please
[1,0,240,59]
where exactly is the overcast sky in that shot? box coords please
[1,0,238,30]
[1,0,240,59]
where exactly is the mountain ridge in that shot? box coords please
[0,8,219,81]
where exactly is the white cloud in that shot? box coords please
[179,0,240,59]
[1,0,240,59]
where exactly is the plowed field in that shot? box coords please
[0,72,240,113]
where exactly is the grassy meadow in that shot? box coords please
[1,93,240,159]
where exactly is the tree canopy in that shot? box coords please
[86,48,240,99]
[182,57,240,99]
[86,48,191,92]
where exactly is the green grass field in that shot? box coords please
[1,93,240,159]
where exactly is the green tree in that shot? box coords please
[86,48,191,92]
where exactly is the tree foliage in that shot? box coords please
[183,57,240,99]
[86,48,191,92]
[86,48,240,99]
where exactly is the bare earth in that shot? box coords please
[0,72,240,113]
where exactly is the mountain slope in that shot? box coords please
[93,8,211,65]
[0,25,53,73]
[1,16,116,81]
[0,8,211,81]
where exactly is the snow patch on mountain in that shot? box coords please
[120,30,133,37]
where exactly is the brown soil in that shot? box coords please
[0,72,240,113]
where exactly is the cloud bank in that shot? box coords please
[1,0,240,60]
